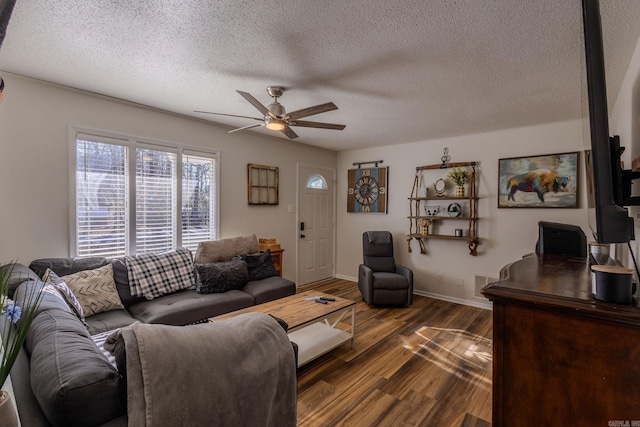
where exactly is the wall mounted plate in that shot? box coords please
[447,202,462,217]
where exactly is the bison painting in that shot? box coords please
[507,169,569,202]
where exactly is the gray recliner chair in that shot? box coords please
[358,231,413,305]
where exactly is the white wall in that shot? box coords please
[336,120,590,307]
[0,73,336,281]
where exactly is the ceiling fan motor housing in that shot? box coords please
[267,101,285,117]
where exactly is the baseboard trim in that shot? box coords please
[335,274,357,282]
[333,275,492,310]
[413,289,493,310]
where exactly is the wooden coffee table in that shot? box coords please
[212,291,356,367]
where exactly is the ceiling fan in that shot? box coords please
[195,86,345,139]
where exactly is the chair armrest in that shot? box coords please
[396,264,414,304]
[395,264,412,282]
[358,264,375,303]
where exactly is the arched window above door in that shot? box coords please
[306,174,327,190]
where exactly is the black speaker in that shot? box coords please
[535,221,587,257]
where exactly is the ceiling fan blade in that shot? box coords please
[287,102,338,120]
[289,120,346,130]
[228,123,264,134]
[236,90,277,120]
[281,126,299,139]
[194,111,263,121]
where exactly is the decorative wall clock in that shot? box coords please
[347,167,388,213]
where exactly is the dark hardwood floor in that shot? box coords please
[295,278,492,427]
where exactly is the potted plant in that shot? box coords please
[447,167,471,197]
[0,263,43,425]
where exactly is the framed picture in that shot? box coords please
[347,167,388,213]
[248,164,279,205]
[498,151,579,208]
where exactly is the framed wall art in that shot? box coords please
[347,167,388,213]
[248,163,279,205]
[498,151,579,208]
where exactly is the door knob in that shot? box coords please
[300,234,306,238]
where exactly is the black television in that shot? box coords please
[581,0,635,244]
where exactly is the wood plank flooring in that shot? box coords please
[295,278,493,427]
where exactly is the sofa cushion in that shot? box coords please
[43,268,86,322]
[29,257,109,278]
[124,248,196,300]
[111,258,145,308]
[241,276,297,305]
[194,234,260,263]
[195,259,248,294]
[62,264,125,317]
[85,309,137,335]
[25,308,124,426]
[235,249,278,281]
[127,289,255,325]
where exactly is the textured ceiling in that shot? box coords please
[1,1,639,151]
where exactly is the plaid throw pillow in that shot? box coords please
[124,248,196,300]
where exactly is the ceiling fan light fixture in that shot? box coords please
[265,119,285,131]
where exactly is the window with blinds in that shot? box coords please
[136,147,177,254]
[76,138,128,257]
[73,130,217,257]
[182,153,215,253]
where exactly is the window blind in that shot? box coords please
[182,153,216,252]
[76,138,128,257]
[136,147,176,254]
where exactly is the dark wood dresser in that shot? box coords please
[482,254,640,426]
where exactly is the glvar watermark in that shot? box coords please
[608,421,640,427]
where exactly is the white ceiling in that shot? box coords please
[1,1,639,152]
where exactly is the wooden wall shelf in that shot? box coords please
[407,161,480,256]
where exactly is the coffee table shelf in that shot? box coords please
[289,323,353,366]
[211,291,355,367]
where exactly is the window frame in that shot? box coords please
[68,126,219,257]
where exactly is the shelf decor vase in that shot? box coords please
[456,185,465,197]
[0,390,19,427]
[418,218,431,235]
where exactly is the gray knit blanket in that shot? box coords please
[112,313,297,427]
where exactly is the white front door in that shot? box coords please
[298,165,335,285]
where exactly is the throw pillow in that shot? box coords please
[124,248,196,300]
[43,268,86,322]
[62,264,125,317]
[195,259,248,294]
[91,328,121,369]
[235,249,278,281]
[194,234,260,263]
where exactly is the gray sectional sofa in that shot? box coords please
[5,235,297,426]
